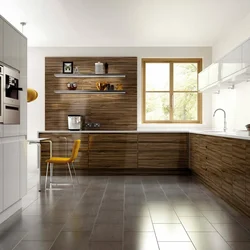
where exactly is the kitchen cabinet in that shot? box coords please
[198,68,209,91]
[19,137,27,198]
[3,21,20,70]
[3,137,20,210]
[0,18,3,62]
[242,38,250,69]
[89,134,137,168]
[220,45,242,80]
[0,139,3,213]
[208,62,219,85]
[138,133,188,169]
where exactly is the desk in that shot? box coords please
[28,138,52,191]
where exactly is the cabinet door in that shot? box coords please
[0,18,3,62]
[221,46,242,80]
[19,138,27,198]
[198,69,209,90]
[242,39,250,69]
[3,21,20,70]
[0,139,3,212]
[19,36,27,136]
[3,138,20,209]
[208,63,219,85]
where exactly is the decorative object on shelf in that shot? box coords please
[27,88,38,102]
[110,85,114,91]
[67,82,77,90]
[115,83,123,90]
[104,62,109,74]
[96,81,108,91]
[74,66,80,74]
[245,124,250,131]
[63,62,73,74]
[95,62,104,74]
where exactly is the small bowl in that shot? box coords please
[67,82,77,90]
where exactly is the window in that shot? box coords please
[142,58,202,123]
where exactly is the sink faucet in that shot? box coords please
[213,108,227,132]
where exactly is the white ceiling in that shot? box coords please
[1,0,250,47]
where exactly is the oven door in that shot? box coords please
[0,71,3,123]
[3,104,20,124]
[3,66,20,106]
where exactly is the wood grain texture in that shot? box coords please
[45,57,137,131]
[190,133,250,217]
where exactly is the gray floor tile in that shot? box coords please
[91,224,123,241]
[124,216,154,231]
[229,242,250,250]
[188,232,232,250]
[124,232,159,250]
[50,231,90,250]
[13,241,53,250]
[0,231,27,250]
[88,242,122,250]
[151,210,180,223]
[174,205,203,216]
[179,217,215,232]
[96,211,123,224]
[62,216,96,231]
[202,210,236,223]
[154,223,190,241]
[125,205,149,216]
[212,223,250,241]
[100,201,124,211]
[159,242,195,250]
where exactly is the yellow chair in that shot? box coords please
[45,139,81,189]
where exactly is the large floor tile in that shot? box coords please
[124,216,154,232]
[188,232,232,250]
[0,231,27,250]
[202,211,236,223]
[13,241,53,250]
[96,211,123,224]
[229,242,250,250]
[88,242,122,250]
[174,205,203,216]
[154,224,190,241]
[151,210,180,223]
[90,224,123,241]
[212,223,250,241]
[159,242,195,250]
[179,217,215,232]
[124,232,159,250]
[62,216,96,231]
[125,205,149,216]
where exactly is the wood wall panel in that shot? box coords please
[45,57,137,131]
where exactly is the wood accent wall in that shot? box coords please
[39,132,189,175]
[190,133,250,217]
[45,57,137,131]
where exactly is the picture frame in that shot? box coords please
[63,62,73,74]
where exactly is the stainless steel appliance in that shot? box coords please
[0,64,3,123]
[1,63,22,124]
[68,115,84,131]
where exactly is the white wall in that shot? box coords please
[211,11,250,132]
[27,46,212,168]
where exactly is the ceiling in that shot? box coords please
[1,0,250,47]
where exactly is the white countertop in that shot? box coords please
[38,129,250,141]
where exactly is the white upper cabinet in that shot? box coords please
[220,45,242,80]
[0,18,3,62]
[208,62,219,85]
[3,21,20,70]
[242,39,250,69]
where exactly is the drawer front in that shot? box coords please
[89,134,137,143]
[138,133,188,143]
[89,142,137,151]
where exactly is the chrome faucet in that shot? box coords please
[213,108,227,132]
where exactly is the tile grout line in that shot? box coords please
[158,179,198,250]
[141,179,160,250]
[47,180,92,250]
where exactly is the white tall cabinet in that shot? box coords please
[0,15,27,224]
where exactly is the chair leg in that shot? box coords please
[45,162,49,190]
[71,162,79,184]
[50,163,54,188]
[67,163,74,187]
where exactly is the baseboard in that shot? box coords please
[0,200,22,224]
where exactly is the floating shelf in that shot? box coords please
[54,73,126,78]
[54,90,126,94]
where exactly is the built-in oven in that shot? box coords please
[0,63,22,124]
[0,64,3,123]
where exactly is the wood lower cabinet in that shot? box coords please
[190,133,250,216]
[138,133,189,169]
[89,134,137,168]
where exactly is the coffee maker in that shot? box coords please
[68,115,84,131]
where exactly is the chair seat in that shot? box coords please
[46,157,71,164]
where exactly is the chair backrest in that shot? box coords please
[70,139,81,161]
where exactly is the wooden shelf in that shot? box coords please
[54,73,126,78]
[54,90,126,94]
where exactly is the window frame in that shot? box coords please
[142,58,203,124]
